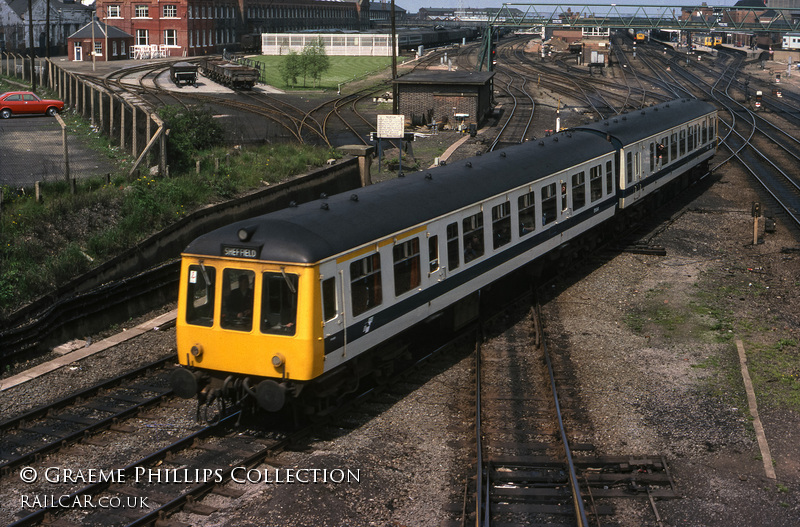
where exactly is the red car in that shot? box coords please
[0,91,65,119]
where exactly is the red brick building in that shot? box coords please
[67,21,135,61]
[93,0,370,58]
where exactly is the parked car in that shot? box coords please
[0,91,65,119]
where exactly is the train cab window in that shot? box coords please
[322,277,337,322]
[590,166,602,202]
[571,172,586,210]
[541,183,557,225]
[463,213,484,263]
[679,129,686,156]
[393,238,421,296]
[670,133,678,160]
[186,264,216,327]
[350,253,382,317]
[428,235,439,273]
[518,190,536,236]
[446,222,460,271]
[605,161,613,195]
[221,269,255,331]
[261,272,299,335]
[491,202,511,249]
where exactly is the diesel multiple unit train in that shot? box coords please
[170,99,718,415]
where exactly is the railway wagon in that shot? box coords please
[396,26,478,50]
[170,62,198,87]
[170,99,718,416]
[201,59,259,89]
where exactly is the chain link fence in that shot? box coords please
[1,52,167,189]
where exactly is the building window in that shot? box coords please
[112,41,118,56]
[162,4,177,18]
[135,5,148,17]
[121,41,126,55]
[165,29,177,46]
[136,29,148,46]
[94,40,103,56]
[107,5,120,17]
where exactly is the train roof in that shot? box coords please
[573,99,715,145]
[183,99,713,265]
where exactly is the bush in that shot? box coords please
[158,105,225,171]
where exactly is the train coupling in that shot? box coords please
[170,366,287,413]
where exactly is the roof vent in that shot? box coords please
[321,203,329,210]
[399,171,405,177]
[500,151,506,157]
[425,173,433,180]
[319,192,327,200]
[539,140,545,146]
[553,136,558,142]
[350,194,359,201]
[476,151,482,156]
[289,201,298,207]
[622,116,627,120]
[465,162,472,168]
[237,226,256,242]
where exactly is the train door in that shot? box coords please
[319,261,344,355]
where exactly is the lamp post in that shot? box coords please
[91,10,96,71]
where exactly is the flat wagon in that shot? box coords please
[201,59,259,89]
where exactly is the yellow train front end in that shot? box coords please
[171,255,324,413]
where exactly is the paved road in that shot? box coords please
[0,115,116,187]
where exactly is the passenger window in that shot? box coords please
[221,269,255,331]
[6,94,21,101]
[649,143,655,172]
[491,202,511,249]
[626,152,633,184]
[350,253,382,317]
[428,235,439,273]
[688,125,695,151]
[541,183,557,225]
[590,166,602,202]
[186,264,215,327]
[261,272,299,335]
[446,222,460,271]
[670,133,677,160]
[679,129,686,156]
[605,161,613,195]
[572,171,586,210]
[321,277,337,322]
[393,238,420,296]
[702,123,707,144]
[462,212,484,263]
[518,190,536,236]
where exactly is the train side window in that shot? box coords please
[393,237,421,296]
[261,272,299,335]
[321,277,337,322]
[688,125,695,151]
[679,129,686,156]
[605,161,613,195]
[221,269,255,331]
[702,123,707,144]
[541,183,557,225]
[626,152,633,184]
[446,222,460,271]
[491,202,511,249]
[670,132,677,160]
[590,166,602,202]
[463,212,484,263]
[518,190,536,236]
[350,253,382,317]
[186,264,216,327]
[649,143,655,172]
[428,235,439,273]
[572,171,586,210]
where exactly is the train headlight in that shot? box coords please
[271,353,285,368]
[191,344,204,359]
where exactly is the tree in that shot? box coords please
[278,50,302,87]
[302,37,330,88]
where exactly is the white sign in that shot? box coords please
[377,114,405,139]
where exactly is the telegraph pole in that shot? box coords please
[391,0,397,114]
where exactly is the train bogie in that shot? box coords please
[172,99,718,417]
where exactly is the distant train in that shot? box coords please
[782,32,800,50]
[170,99,718,416]
[695,34,722,47]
